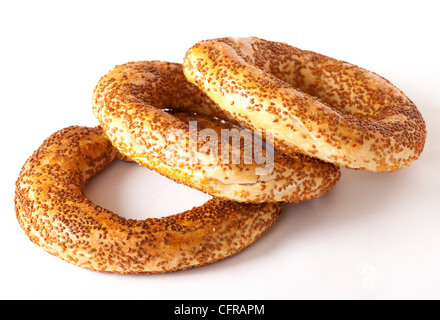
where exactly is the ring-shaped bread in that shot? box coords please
[92,61,340,203]
[183,37,427,172]
[14,126,283,274]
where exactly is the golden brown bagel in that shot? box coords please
[14,126,283,274]
[92,61,340,203]
[183,37,427,172]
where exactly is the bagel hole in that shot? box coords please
[85,160,212,220]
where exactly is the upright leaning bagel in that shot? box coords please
[183,37,427,172]
[92,61,340,203]
[14,126,283,274]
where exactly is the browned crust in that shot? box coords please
[183,37,427,172]
[14,126,284,274]
[92,61,340,202]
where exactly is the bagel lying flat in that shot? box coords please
[14,126,284,274]
[92,61,340,203]
[183,37,427,172]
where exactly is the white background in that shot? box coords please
[1,0,439,300]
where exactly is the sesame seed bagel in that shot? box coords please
[92,61,340,203]
[14,126,283,274]
[183,37,427,172]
